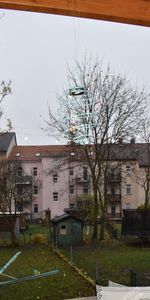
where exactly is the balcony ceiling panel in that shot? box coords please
[0,1,150,27]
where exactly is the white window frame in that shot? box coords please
[53,192,58,201]
[126,184,131,195]
[33,185,38,195]
[53,174,58,183]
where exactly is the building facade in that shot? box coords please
[8,138,150,220]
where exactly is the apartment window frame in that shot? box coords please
[69,184,74,194]
[83,182,89,194]
[125,203,131,209]
[34,204,38,213]
[69,167,74,176]
[53,192,58,201]
[111,205,116,217]
[126,165,131,175]
[126,184,131,195]
[33,167,38,176]
[33,185,38,195]
[111,187,116,196]
[83,166,88,181]
[17,185,23,195]
[18,167,23,176]
[70,203,75,209]
[53,174,58,183]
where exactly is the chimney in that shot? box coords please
[118,138,123,144]
[130,138,135,144]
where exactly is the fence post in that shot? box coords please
[95,262,100,296]
[130,269,137,286]
[70,246,73,263]
[96,262,100,284]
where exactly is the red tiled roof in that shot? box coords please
[9,145,76,161]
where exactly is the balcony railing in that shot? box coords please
[107,194,121,202]
[107,213,122,219]
[15,175,32,185]
[107,173,121,182]
[76,176,90,183]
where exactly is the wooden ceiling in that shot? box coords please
[0,0,150,27]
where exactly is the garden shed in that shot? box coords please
[52,214,83,247]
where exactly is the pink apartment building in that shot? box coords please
[0,133,149,220]
[9,144,91,219]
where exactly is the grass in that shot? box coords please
[62,242,150,286]
[2,224,150,298]
[0,247,94,300]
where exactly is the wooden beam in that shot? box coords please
[0,1,150,27]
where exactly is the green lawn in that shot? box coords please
[62,242,150,286]
[0,247,94,300]
[2,225,150,299]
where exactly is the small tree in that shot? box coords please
[136,120,150,210]
[0,159,33,245]
[45,58,149,240]
[0,81,12,131]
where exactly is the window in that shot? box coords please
[53,174,58,183]
[126,184,131,195]
[69,167,74,176]
[16,152,20,157]
[17,185,22,195]
[33,167,37,176]
[17,203,23,212]
[83,167,88,181]
[69,184,74,194]
[88,151,93,156]
[70,203,75,209]
[70,152,75,156]
[125,203,131,209]
[18,167,22,176]
[60,224,67,235]
[33,185,38,195]
[83,182,89,194]
[34,204,38,213]
[35,153,40,157]
[126,165,131,175]
[111,205,116,216]
[111,187,115,195]
[110,168,115,180]
[53,192,58,201]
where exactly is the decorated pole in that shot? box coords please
[0,251,21,274]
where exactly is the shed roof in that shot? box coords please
[52,213,83,224]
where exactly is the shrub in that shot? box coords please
[31,233,45,245]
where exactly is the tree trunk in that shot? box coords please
[99,211,106,240]
[10,227,18,246]
[92,193,98,240]
[6,217,18,246]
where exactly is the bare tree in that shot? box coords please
[135,120,150,210]
[0,159,34,245]
[0,80,12,131]
[44,58,149,240]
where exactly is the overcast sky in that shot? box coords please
[0,9,150,145]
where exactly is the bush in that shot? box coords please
[31,233,45,245]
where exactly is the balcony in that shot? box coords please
[107,194,121,202]
[107,213,122,220]
[15,175,32,185]
[107,173,121,183]
[76,176,90,184]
